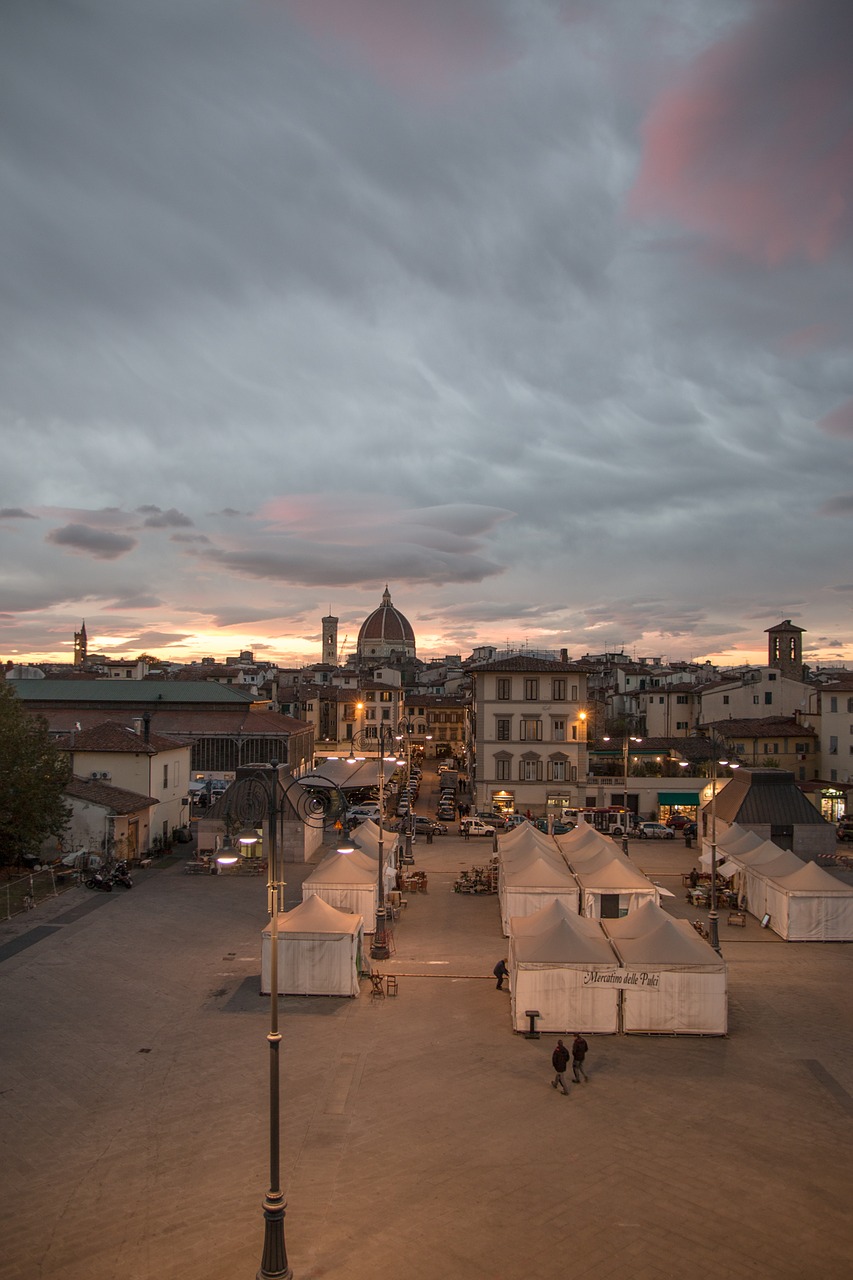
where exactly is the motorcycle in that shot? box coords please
[85,869,113,892]
[111,861,133,890]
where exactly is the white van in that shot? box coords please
[347,804,381,824]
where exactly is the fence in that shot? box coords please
[1,865,78,920]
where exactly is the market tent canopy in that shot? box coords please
[302,851,379,929]
[508,912,619,1034]
[301,759,399,790]
[499,825,559,856]
[554,825,614,861]
[758,859,853,941]
[602,914,727,1035]
[718,826,765,856]
[500,853,579,935]
[510,898,603,938]
[261,895,363,997]
[571,849,660,918]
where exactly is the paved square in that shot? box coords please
[1,832,852,1280]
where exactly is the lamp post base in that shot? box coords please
[370,908,390,960]
[257,1190,291,1280]
[708,908,720,954]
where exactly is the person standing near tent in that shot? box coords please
[551,1040,570,1094]
[571,1033,589,1082]
[493,958,509,990]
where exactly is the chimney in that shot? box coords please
[143,712,151,743]
[560,649,569,663]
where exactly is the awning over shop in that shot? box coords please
[657,792,699,805]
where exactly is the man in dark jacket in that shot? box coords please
[551,1040,570,1094]
[493,958,509,990]
[572,1033,589,1082]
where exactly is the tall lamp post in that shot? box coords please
[396,718,416,863]
[220,763,350,1280]
[348,726,398,960]
[704,742,739,954]
[603,731,642,853]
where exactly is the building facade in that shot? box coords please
[471,656,590,818]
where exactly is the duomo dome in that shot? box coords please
[356,586,416,660]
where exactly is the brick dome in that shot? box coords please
[357,586,416,658]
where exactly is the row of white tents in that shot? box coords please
[497,822,726,1035]
[497,821,666,932]
[702,824,853,941]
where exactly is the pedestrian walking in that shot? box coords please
[493,958,509,990]
[571,1032,589,1082]
[551,1040,570,1094]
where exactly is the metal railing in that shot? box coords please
[2,865,77,920]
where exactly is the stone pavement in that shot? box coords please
[2,829,853,1280]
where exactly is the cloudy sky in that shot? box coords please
[2,0,852,670]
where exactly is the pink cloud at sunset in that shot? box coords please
[277,0,511,95]
[817,400,853,439]
[628,0,853,265]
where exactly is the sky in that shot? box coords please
[2,0,852,671]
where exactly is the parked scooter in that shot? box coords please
[85,868,113,892]
[111,860,133,890]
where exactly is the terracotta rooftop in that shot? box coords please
[65,775,158,813]
[57,721,196,753]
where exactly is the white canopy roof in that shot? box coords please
[304,852,378,886]
[768,861,853,893]
[512,915,616,966]
[510,898,602,938]
[572,851,657,893]
[607,917,724,969]
[502,854,577,889]
[263,894,362,938]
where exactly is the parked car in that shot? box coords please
[636,822,676,840]
[533,819,575,835]
[837,820,853,843]
[347,805,381,824]
[665,814,690,830]
[476,811,508,830]
[396,800,411,817]
[459,817,496,837]
[437,808,456,823]
[413,816,447,835]
[503,814,528,829]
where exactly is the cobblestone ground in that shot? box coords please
[1,824,852,1280]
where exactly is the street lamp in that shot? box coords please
[220,763,350,1280]
[396,718,417,864]
[603,731,642,853]
[704,742,740,953]
[348,726,398,960]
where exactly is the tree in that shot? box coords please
[0,685,71,866]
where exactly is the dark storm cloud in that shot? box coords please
[0,508,36,519]
[201,544,503,588]
[46,524,137,560]
[1,0,852,665]
[136,506,194,528]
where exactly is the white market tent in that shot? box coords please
[261,895,364,997]
[499,825,560,857]
[554,825,614,863]
[499,853,579,935]
[508,907,620,1034]
[302,851,378,929]
[759,861,853,941]
[349,824,400,890]
[570,847,660,918]
[603,904,727,1035]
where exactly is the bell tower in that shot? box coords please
[766,619,805,681]
[73,620,88,667]
[322,613,338,666]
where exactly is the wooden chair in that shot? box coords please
[370,973,385,999]
[385,975,399,997]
